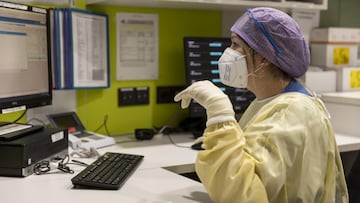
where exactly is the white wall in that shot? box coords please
[26,90,77,125]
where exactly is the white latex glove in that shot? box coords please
[174,80,236,126]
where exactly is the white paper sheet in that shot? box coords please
[116,12,159,80]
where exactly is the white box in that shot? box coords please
[310,43,358,68]
[322,91,360,136]
[333,67,360,91]
[310,27,360,43]
[304,69,336,93]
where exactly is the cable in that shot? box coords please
[152,109,194,148]
[34,155,75,175]
[152,102,185,131]
[71,159,89,167]
[13,109,27,123]
[57,155,74,174]
[70,147,100,158]
[33,160,51,175]
[93,115,111,135]
[165,133,191,149]
[26,117,47,126]
[156,125,191,149]
[153,108,185,135]
[104,120,110,135]
[115,139,138,144]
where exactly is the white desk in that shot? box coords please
[0,133,212,203]
[0,132,359,203]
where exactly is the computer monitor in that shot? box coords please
[183,36,255,119]
[0,1,52,114]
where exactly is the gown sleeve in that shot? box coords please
[195,93,348,203]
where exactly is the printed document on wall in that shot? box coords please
[116,12,158,80]
[71,10,109,88]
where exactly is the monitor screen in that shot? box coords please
[0,1,52,114]
[183,37,255,118]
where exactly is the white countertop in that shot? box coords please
[336,133,360,152]
[321,91,360,106]
[0,132,359,203]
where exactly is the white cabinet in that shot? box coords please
[322,92,360,136]
[86,0,328,10]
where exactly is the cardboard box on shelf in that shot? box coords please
[321,91,360,136]
[304,68,337,93]
[310,43,358,68]
[329,67,360,91]
[310,27,360,43]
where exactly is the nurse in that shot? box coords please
[175,7,348,203]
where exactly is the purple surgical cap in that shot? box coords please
[231,7,310,78]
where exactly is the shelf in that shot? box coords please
[86,0,328,10]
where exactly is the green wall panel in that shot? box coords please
[77,5,222,135]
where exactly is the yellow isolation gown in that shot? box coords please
[196,92,348,203]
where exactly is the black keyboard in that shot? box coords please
[71,152,144,190]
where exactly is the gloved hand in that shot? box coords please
[174,80,235,126]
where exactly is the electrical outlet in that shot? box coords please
[118,88,136,106]
[135,87,149,105]
[118,87,149,106]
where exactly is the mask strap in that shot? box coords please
[253,63,264,73]
[247,8,283,56]
[248,63,265,78]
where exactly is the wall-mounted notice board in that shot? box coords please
[52,8,109,89]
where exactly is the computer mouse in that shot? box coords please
[191,141,204,150]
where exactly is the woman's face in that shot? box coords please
[229,33,262,91]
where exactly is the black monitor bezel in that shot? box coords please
[183,36,230,118]
[0,1,52,114]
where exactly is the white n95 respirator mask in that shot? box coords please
[218,47,248,88]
